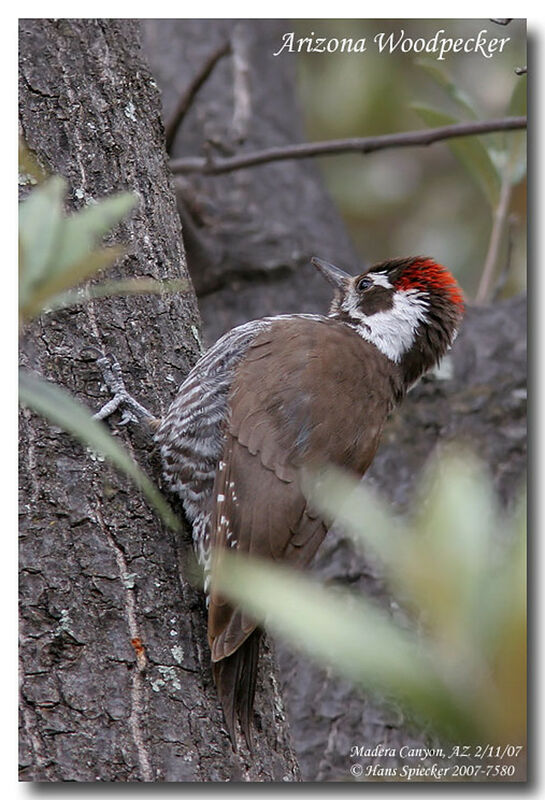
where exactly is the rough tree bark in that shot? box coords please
[141,19,527,782]
[19,19,300,782]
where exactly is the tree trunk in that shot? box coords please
[141,19,527,782]
[19,19,299,782]
[140,19,359,348]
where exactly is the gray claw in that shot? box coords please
[86,349,158,427]
[119,409,138,426]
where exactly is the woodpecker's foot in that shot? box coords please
[82,347,159,428]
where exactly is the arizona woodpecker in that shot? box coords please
[90,255,464,748]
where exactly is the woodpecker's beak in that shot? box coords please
[311,257,351,290]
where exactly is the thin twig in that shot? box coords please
[492,214,518,301]
[475,176,513,304]
[231,23,251,143]
[165,40,231,153]
[169,116,527,176]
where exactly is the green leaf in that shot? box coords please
[215,552,478,740]
[217,451,526,744]
[479,490,526,644]
[304,457,497,644]
[506,77,527,186]
[19,138,47,185]
[19,177,66,306]
[415,60,479,120]
[412,105,501,207]
[509,75,527,118]
[54,192,137,275]
[44,277,189,313]
[476,502,526,742]
[301,464,402,563]
[19,182,139,322]
[21,246,126,322]
[405,452,498,641]
[19,370,180,532]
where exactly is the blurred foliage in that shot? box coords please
[19,370,180,532]
[215,451,526,747]
[19,175,134,322]
[18,137,47,185]
[295,19,527,300]
[19,142,182,532]
[19,141,187,323]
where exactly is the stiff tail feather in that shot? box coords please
[212,630,262,751]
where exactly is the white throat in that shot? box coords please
[345,289,429,362]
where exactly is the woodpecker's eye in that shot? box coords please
[356,276,373,292]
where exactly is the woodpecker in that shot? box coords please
[154,255,464,748]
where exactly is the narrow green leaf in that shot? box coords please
[509,75,527,118]
[19,177,66,305]
[413,105,501,207]
[216,552,478,740]
[478,491,526,646]
[301,465,402,563]
[45,277,189,313]
[506,77,527,185]
[54,192,137,274]
[415,60,479,120]
[19,138,47,185]
[404,452,498,640]
[21,246,125,321]
[19,370,180,532]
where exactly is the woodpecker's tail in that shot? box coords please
[212,630,262,751]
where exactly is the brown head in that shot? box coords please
[311,255,465,387]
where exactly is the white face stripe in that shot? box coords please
[342,289,429,363]
[369,272,392,289]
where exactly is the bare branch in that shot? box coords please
[475,175,513,304]
[231,23,251,143]
[170,116,527,176]
[165,40,231,153]
[493,214,518,301]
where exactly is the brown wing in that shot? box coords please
[208,316,397,663]
[209,435,326,661]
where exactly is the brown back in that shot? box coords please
[208,316,401,660]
